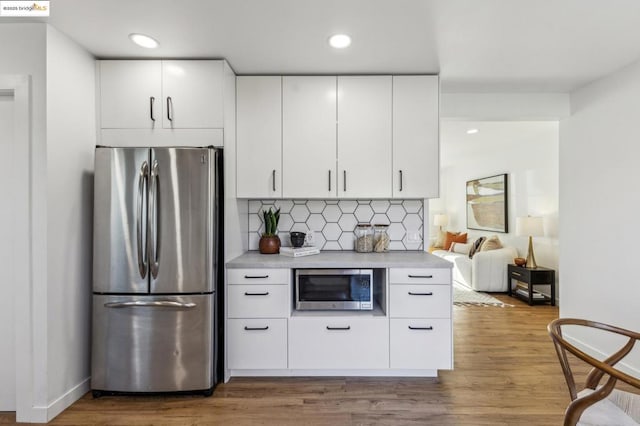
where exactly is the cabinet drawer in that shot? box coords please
[227,285,289,318]
[389,268,451,285]
[227,319,287,369]
[289,317,388,369]
[390,318,452,369]
[389,285,451,318]
[227,268,290,285]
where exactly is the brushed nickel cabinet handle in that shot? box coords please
[149,97,156,122]
[166,96,173,121]
[244,326,269,331]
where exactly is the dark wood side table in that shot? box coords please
[507,264,556,306]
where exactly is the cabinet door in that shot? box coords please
[227,319,288,369]
[227,285,289,319]
[236,76,282,198]
[282,76,337,198]
[100,60,162,129]
[390,318,452,369]
[161,60,224,129]
[392,76,439,198]
[289,317,389,369]
[337,76,392,198]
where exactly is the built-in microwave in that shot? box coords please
[295,269,373,311]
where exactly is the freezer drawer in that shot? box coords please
[92,294,214,393]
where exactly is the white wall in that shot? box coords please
[0,23,49,422]
[430,121,559,293]
[0,94,16,411]
[559,57,640,374]
[45,25,96,416]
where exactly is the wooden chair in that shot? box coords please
[548,318,640,425]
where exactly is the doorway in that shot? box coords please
[0,93,15,411]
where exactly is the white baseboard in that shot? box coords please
[46,377,90,422]
[565,334,640,377]
[16,378,88,424]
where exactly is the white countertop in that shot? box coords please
[226,251,453,269]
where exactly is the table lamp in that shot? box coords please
[434,214,449,231]
[516,216,544,269]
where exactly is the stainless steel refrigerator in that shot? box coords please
[91,146,222,397]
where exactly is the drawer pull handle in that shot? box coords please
[244,292,269,296]
[408,291,433,296]
[326,326,350,331]
[512,272,522,277]
[408,326,433,330]
[408,274,433,279]
[244,275,269,279]
[244,326,269,331]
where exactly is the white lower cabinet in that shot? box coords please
[227,319,288,370]
[389,285,451,318]
[289,317,389,369]
[389,267,453,371]
[390,318,452,369]
[227,285,289,318]
[226,266,452,377]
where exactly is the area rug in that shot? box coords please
[453,282,513,307]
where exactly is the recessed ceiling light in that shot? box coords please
[328,34,352,49]
[129,33,159,49]
[466,128,479,135]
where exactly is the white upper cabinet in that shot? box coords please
[99,60,224,130]
[236,76,282,198]
[392,75,439,198]
[161,60,224,129]
[337,76,392,198]
[282,76,337,198]
[100,60,162,129]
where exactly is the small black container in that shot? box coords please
[289,231,306,248]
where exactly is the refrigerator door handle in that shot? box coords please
[137,161,149,279]
[104,300,196,309]
[148,160,160,279]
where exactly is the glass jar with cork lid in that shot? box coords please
[354,223,374,253]
[373,224,390,252]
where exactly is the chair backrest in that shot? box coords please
[548,318,640,425]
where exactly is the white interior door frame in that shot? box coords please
[0,75,39,422]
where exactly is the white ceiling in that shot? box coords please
[34,0,640,92]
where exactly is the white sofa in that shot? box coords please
[432,246,518,292]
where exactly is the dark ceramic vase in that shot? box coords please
[259,235,281,254]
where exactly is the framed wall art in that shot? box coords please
[466,173,508,233]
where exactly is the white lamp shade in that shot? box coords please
[516,216,544,237]
[434,214,449,227]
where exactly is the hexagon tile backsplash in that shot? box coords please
[248,200,424,251]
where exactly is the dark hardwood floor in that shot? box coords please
[2,295,566,425]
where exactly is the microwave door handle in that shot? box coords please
[136,161,149,279]
[148,160,160,279]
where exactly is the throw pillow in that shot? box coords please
[468,237,486,258]
[443,232,467,250]
[450,242,472,255]
[433,229,448,248]
[480,235,503,251]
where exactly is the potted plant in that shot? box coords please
[259,207,281,254]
